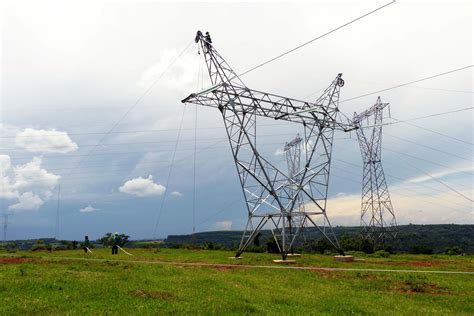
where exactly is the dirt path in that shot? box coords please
[1,254,473,275]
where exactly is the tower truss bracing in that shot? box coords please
[353,97,397,244]
[182,31,355,259]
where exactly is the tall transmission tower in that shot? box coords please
[353,96,397,244]
[182,31,355,260]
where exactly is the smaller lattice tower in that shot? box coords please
[2,214,11,242]
[283,134,307,248]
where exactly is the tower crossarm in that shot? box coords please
[353,97,389,125]
[183,30,355,132]
[182,84,354,131]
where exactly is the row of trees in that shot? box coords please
[165,233,465,256]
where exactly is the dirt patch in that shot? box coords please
[133,289,175,300]
[0,257,30,264]
[213,265,240,272]
[395,280,450,295]
[378,260,452,267]
[311,269,346,279]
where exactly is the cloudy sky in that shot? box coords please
[1,0,472,241]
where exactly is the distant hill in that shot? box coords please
[165,224,474,254]
[1,224,471,254]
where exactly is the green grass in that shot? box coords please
[1,249,473,315]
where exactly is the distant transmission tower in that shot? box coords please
[283,134,307,249]
[2,214,11,242]
[182,31,356,260]
[353,96,397,244]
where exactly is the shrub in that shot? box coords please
[246,245,265,253]
[410,245,433,254]
[266,237,280,253]
[31,240,51,252]
[445,246,464,256]
[370,250,390,258]
[300,238,333,254]
[99,233,130,247]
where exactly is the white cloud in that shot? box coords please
[9,192,44,211]
[119,175,166,197]
[15,128,78,153]
[13,157,60,196]
[79,205,99,213]
[0,154,12,170]
[0,155,18,199]
[0,155,60,212]
[213,220,232,231]
[171,191,183,197]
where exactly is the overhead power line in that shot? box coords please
[4,107,472,152]
[391,118,473,146]
[329,170,467,214]
[237,0,396,77]
[358,106,474,129]
[391,152,473,203]
[383,147,472,176]
[2,131,323,151]
[341,65,473,103]
[384,133,472,163]
[1,122,288,139]
[333,157,472,209]
[51,40,193,242]
[62,40,194,177]
[152,105,187,239]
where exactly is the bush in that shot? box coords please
[31,240,51,252]
[99,233,129,247]
[300,238,334,254]
[202,241,215,250]
[340,234,374,254]
[370,250,390,258]
[445,246,464,256]
[52,245,67,251]
[410,245,433,254]
[344,250,366,257]
[266,237,280,253]
[245,245,265,253]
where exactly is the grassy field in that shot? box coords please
[1,249,473,315]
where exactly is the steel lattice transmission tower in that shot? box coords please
[353,97,397,244]
[283,134,307,249]
[2,214,11,242]
[182,31,355,259]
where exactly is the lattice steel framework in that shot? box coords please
[182,31,355,259]
[283,135,307,251]
[2,214,10,242]
[353,97,397,244]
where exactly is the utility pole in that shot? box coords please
[182,31,356,260]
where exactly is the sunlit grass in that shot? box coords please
[0,249,473,315]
